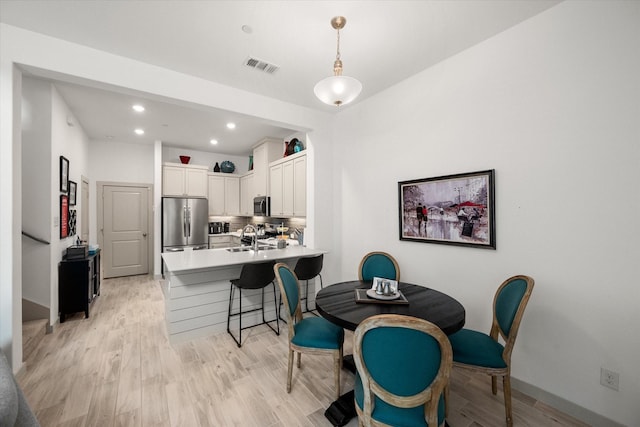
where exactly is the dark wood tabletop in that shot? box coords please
[315,280,465,335]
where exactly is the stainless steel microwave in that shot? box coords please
[253,196,270,217]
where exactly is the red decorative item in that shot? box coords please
[179,156,191,164]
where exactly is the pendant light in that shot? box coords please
[314,16,362,107]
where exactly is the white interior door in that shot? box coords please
[80,176,89,242]
[102,184,149,278]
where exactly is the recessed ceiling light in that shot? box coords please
[226,122,236,130]
[134,128,145,135]
[132,104,145,112]
[210,139,218,145]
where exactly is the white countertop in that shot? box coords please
[162,245,325,273]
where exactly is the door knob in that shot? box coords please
[143,233,147,237]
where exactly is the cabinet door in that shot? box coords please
[293,156,306,217]
[269,164,284,216]
[163,166,186,196]
[225,177,240,215]
[253,143,267,197]
[186,169,208,197]
[240,173,254,216]
[282,160,295,216]
[207,175,225,215]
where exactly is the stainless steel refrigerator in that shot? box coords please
[162,197,209,252]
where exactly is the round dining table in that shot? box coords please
[315,280,466,427]
[315,280,466,334]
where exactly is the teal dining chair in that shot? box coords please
[447,275,535,427]
[353,314,452,427]
[358,252,400,281]
[273,262,344,400]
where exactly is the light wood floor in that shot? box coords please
[17,275,589,427]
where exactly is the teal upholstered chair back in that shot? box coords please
[495,276,529,337]
[353,314,452,427]
[358,251,400,281]
[275,264,300,322]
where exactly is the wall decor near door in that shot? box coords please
[60,155,69,193]
[69,181,77,205]
[68,209,77,236]
[60,194,69,238]
[398,169,495,249]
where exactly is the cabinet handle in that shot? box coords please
[143,233,147,237]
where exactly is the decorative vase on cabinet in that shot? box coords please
[213,162,221,172]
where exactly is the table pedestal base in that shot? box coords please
[324,390,356,427]
[324,355,357,426]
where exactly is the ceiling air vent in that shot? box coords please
[244,57,279,74]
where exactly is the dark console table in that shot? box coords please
[58,249,101,322]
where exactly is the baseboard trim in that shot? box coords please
[511,377,623,427]
[21,298,49,322]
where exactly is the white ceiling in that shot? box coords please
[0,0,561,155]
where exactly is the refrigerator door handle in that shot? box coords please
[187,206,191,237]
[183,206,188,237]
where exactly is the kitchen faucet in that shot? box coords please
[240,224,259,252]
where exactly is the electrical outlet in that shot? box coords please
[600,368,619,391]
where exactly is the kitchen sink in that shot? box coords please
[226,245,276,253]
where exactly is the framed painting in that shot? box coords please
[398,169,495,249]
[60,194,69,239]
[60,155,69,193]
[69,181,77,205]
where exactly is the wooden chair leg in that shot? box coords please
[297,351,301,368]
[491,375,498,395]
[287,348,294,393]
[444,384,449,417]
[503,374,513,427]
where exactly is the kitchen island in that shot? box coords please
[161,245,326,343]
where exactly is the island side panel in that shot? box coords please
[164,258,302,343]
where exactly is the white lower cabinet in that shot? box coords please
[207,173,240,216]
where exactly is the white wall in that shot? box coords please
[21,77,52,308]
[88,139,155,246]
[333,2,639,425]
[162,146,251,175]
[49,85,91,326]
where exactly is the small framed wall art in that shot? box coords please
[60,155,69,193]
[398,169,496,249]
[60,194,69,239]
[69,181,77,205]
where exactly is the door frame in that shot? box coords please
[97,181,154,277]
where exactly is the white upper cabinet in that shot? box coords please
[240,172,255,216]
[269,152,306,217]
[207,173,240,216]
[252,138,283,198]
[162,163,208,197]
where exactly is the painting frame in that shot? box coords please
[69,181,77,205]
[398,169,496,249]
[60,194,69,239]
[60,155,69,193]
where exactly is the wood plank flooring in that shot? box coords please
[16,275,589,427]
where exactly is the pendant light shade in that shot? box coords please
[314,16,362,107]
[314,75,363,107]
